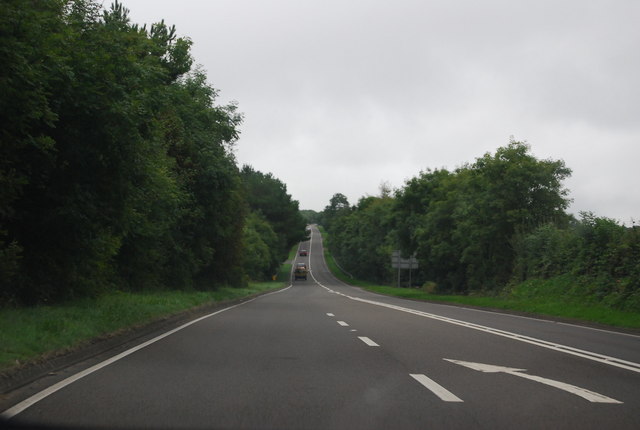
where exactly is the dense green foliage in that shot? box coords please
[322,141,639,312]
[319,192,351,232]
[321,228,640,328]
[325,195,396,284]
[513,215,640,311]
[0,1,302,306]
[240,165,305,280]
[394,141,572,292]
[240,165,306,263]
[300,209,321,224]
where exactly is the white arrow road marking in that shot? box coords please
[410,374,464,402]
[445,359,622,404]
[311,282,640,375]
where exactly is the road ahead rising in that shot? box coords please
[3,225,640,429]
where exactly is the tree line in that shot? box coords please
[320,141,639,312]
[1,0,305,306]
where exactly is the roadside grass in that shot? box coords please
[362,285,640,329]
[320,230,640,330]
[0,262,292,373]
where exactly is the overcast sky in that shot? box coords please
[121,0,639,222]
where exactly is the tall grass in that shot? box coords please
[1,263,292,372]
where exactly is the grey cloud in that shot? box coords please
[125,0,640,220]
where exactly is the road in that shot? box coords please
[2,225,639,429]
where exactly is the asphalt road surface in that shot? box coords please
[2,225,639,429]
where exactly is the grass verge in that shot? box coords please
[0,262,292,373]
[362,285,640,329]
[320,229,640,330]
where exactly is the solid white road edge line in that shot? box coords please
[1,286,292,420]
[436,300,640,339]
[555,321,640,338]
[410,374,464,402]
[358,336,379,346]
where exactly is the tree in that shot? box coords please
[242,212,280,280]
[299,209,321,224]
[452,140,571,289]
[394,140,571,292]
[160,70,245,289]
[320,193,351,232]
[1,0,246,304]
[394,168,465,291]
[324,195,396,284]
[0,0,67,303]
[240,165,306,263]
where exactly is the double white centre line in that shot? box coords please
[319,285,640,375]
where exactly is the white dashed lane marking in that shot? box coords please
[410,374,464,402]
[358,336,379,347]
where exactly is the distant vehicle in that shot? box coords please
[294,263,308,280]
[299,249,308,256]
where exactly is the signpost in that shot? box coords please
[391,250,419,287]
